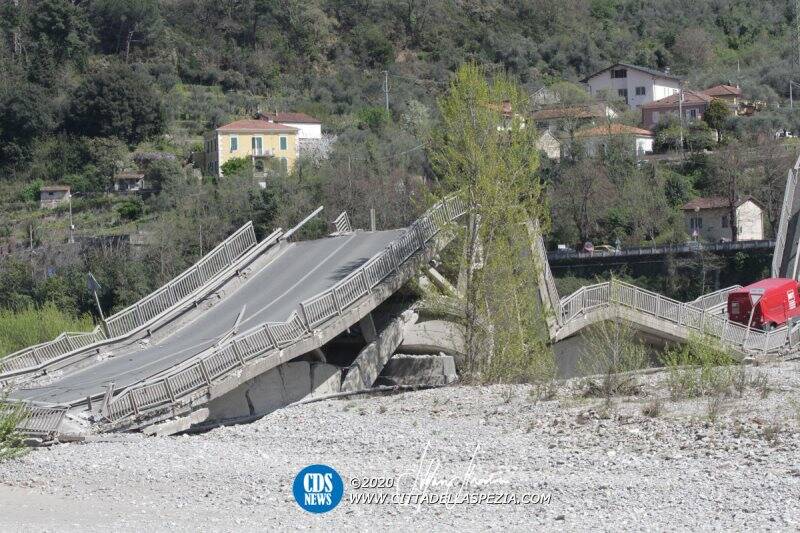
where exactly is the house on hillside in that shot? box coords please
[531,103,618,134]
[640,89,713,129]
[702,84,742,107]
[257,112,322,140]
[114,172,145,192]
[573,123,654,158]
[682,196,764,242]
[641,85,745,129]
[581,62,682,108]
[536,130,562,160]
[201,119,298,178]
[40,185,71,209]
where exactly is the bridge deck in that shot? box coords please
[11,230,402,405]
[778,176,800,278]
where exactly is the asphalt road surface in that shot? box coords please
[11,230,403,405]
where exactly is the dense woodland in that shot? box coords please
[2,0,800,352]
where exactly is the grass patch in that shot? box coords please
[0,400,28,462]
[578,318,646,399]
[662,334,738,400]
[641,398,663,418]
[0,304,94,359]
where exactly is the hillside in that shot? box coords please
[2,0,800,335]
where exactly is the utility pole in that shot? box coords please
[678,85,684,155]
[789,81,800,109]
[383,70,389,112]
[68,194,75,244]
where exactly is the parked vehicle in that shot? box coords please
[727,278,800,330]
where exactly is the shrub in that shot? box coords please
[220,157,251,177]
[0,304,94,358]
[662,334,737,399]
[0,400,28,462]
[117,199,144,221]
[579,317,647,398]
[19,179,44,203]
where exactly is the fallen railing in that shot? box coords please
[557,279,789,354]
[0,222,259,380]
[102,195,467,427]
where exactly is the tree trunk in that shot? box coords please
[729,203,738,242]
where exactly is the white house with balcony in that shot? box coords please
[581,62,682,108]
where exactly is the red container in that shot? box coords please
[727,278,800,330]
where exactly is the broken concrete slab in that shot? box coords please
[378,353,458,387]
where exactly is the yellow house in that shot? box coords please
[203,119,299,178]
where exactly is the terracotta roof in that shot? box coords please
[531,104,610,121]
[681,196,761,211]
[575,123,653,138]
[581,62,682,83]
[216,119,298,133]
[641,89,713,110]
[40,185,71,192]
[702,84,742,97]
[259,112,321,124]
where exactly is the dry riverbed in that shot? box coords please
[2,361,800,531]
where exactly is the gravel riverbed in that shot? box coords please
[2,361,800,531]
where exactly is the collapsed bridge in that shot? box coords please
[5,152,800,442]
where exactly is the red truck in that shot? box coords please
[727,278,800,330]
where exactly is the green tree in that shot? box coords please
[117,199,144,220]
[703,99,732,136]
[430,63,553,382]
[220,157,251,177]
[143,158,182,191]
[0,81,55,166]
[27,0,92,64]
[65,64,165,145]
[90,0,161,61]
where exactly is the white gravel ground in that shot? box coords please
[2,361,800,532]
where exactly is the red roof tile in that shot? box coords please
[702,84,742,97]
[681,196,761,210]
[641,89,713,109]
[575,123,653,137]
[217,119,298,133]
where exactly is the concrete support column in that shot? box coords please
[359,313,378,343]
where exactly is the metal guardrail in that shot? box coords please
[772,154,800,277]
[333,212,352,234]
[557,279,789,354]
[0,328,106,375]
[530,220,561,319]
[0,223,258,379]
[686,285,742,311]
[0,403,67,439]
[102,195,468,426]
[549,239,775,262]
[106,223,257,337]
